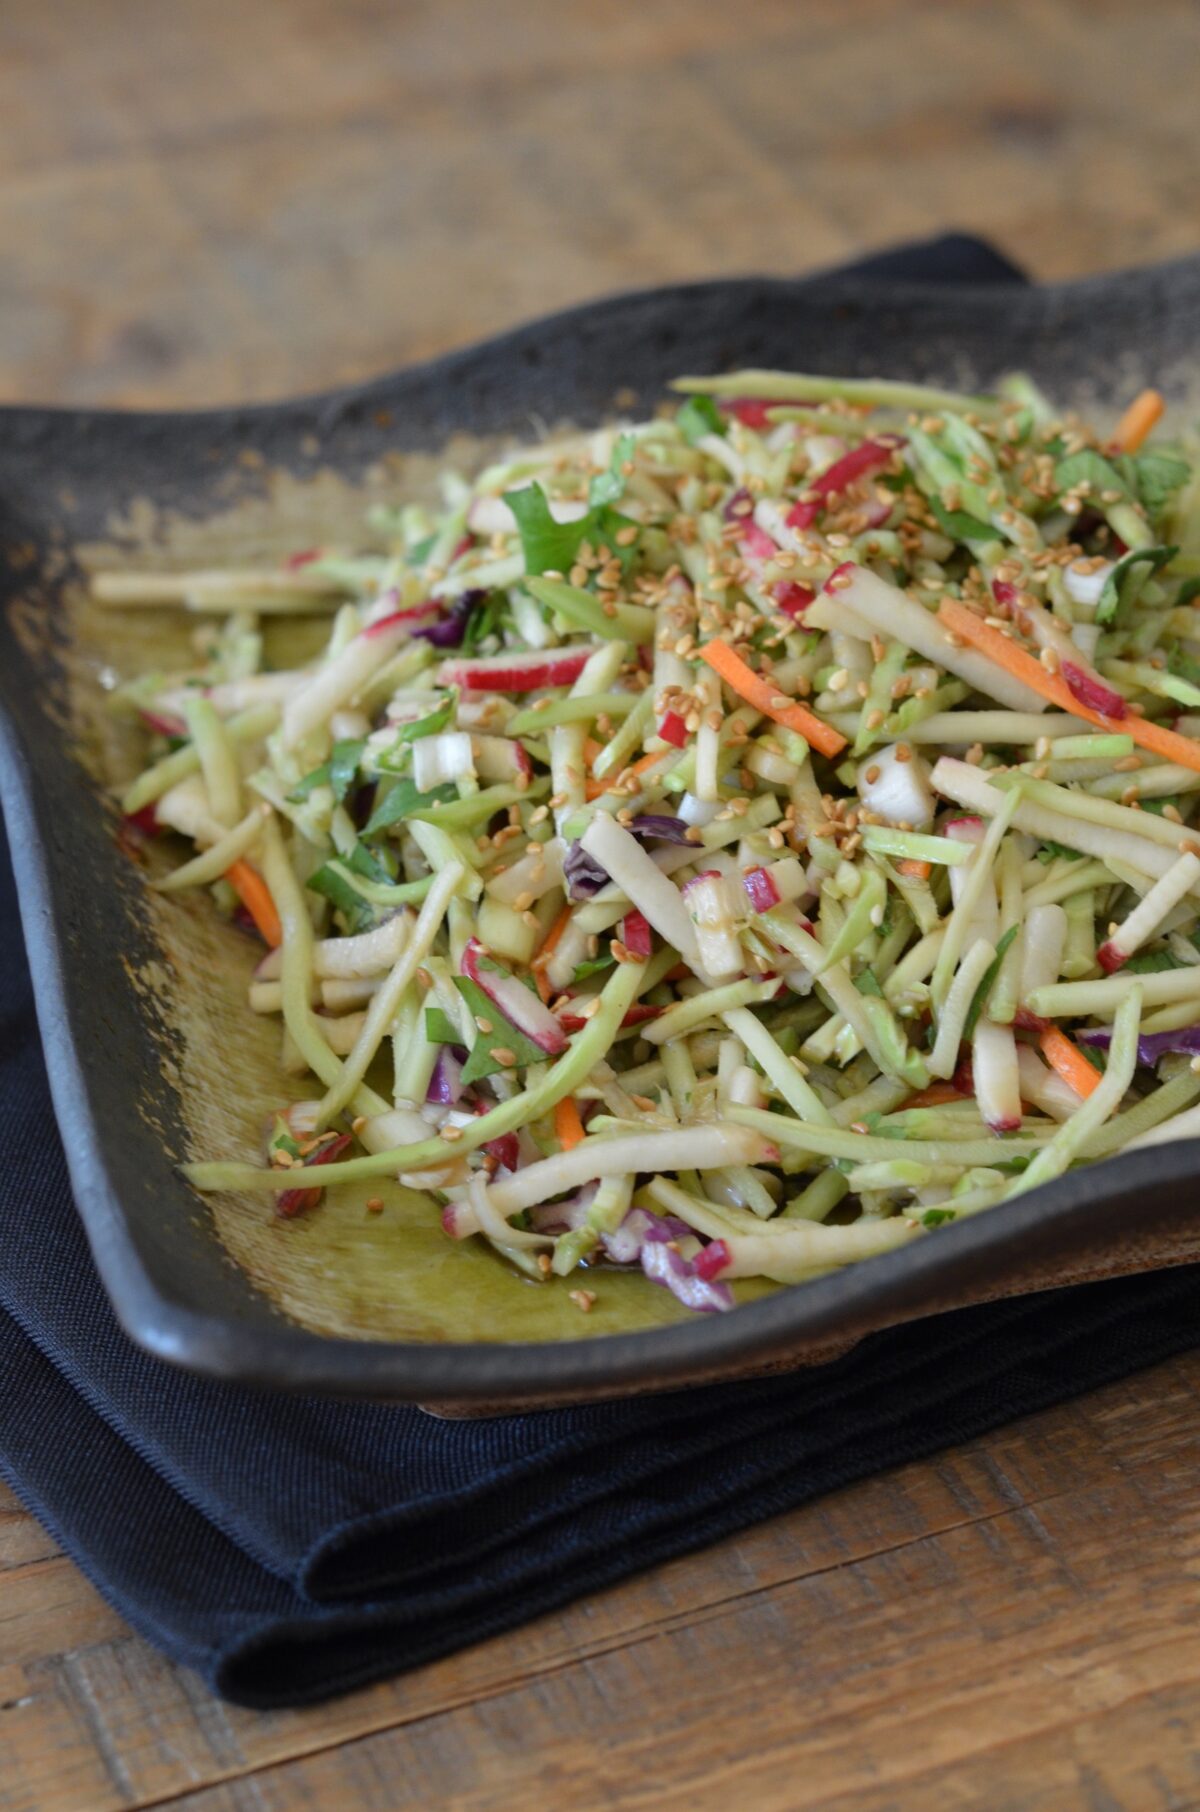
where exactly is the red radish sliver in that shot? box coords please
[991,578,1019,608]
[363,600,440,638]
[742,866,781,913]
[276,1134,353,1217]
[438,648,592,692]
[483,1132,520,1173]
[787,438,903,531]
[1096,940,1126,974]
[693,1238,731,1281]
[1060,660,1126,719]
[773,581,815,618]
[285,548,321,570]
[462,938,568,1054]
[622,910,653,958]
[740,520,778,562]
[139,708,188,739]
[720,398,787,428]
[658,710,688,748]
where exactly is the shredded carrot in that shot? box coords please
[904,1081,965,1109]
[895,857,932,881]
[582,736,604,768]
[1113,388,1165,454]
[532,904,571,1002]
[938,599,1200,775]
[225,859,282,947]
[698,640,847,758]
[554,1096,586,1151]
[585,747,668,800]
[1038,1025,1102,1099]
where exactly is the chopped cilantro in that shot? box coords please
[677,395,725,446]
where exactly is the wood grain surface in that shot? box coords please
[5,1,1200,1806]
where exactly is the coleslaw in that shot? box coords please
[95,370,1200,1315]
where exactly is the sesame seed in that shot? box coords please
[440,1125,464,1143]
[366,1197,384,1214]
[569,1289,597,1312]
[489,1047,517,1067]
[475,1015,493,1034]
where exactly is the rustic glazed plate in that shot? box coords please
[5,253,1200,1409]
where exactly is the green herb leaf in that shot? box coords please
[921,1208,956,1227]
[1054,449,1130,504]
[503,481,639,579]
[1177,578,1200,609]
[855,967,884,998]
[462,590,503,654]
[964,924,1019,1038]
[376,693,457,769]
[268,1116,302,1162]
[677,395,726,446]
[1095,544,1178,626]
[1133,452,1190,519]
[1036,840,1085,864]
[364,777,457,838]
[424,1006,464,1046]
[588,432,636,508]
[928,497,1001,543]
[307,840,397,931]
[1123,948,1184,974]
[453,975,547,1084]
[572,952,617,984]
[287,738,365,805]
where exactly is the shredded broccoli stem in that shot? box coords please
[93,357,1200,1312]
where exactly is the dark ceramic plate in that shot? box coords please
[5,252,1200,1409]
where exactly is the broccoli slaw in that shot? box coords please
[95,370,1200,1317]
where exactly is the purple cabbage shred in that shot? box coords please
[564,840,610,899]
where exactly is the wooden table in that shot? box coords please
[5,2,1200,1805]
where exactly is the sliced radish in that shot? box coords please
[437,648,592,692]
[946,815,1000,944]
[540,911,591,992]
[138,706,188,739]
[1097,849,1200,972]
[1015,1045,1079,1123]
[1018,902,1067,1019]
[972,1018,1022,1133]
[462,937,568,1054]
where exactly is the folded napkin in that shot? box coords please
[6,236,1200,1710]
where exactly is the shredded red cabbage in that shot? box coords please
[1077,1025,1200,1066]
[629,814,693,845]
[412,589,483,649]
[564,840,610,898]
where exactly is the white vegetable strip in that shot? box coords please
[315,863,465,1124]
[183,696,242,828]
[1008,986,1143,1196]
[283,617,410,748]
[820,566,1048,712]
[580,813,703,972]
[256,911,412,981]
[646,1179,919,1277]
[1098,851,1200,970]
[489,1123,772,1216]
[154,803,270,892]
[928,938,997,1080]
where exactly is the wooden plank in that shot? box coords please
[0,1484,60,1571]
[95,1423,1200,1810]
[3,1355,1200,1812]
[0,0,1197,407]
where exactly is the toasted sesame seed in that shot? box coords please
[569,1289,597,1312]
[440,1124,465,1143]
[366,1197,384,1214]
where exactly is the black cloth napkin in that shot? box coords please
[6,234,1200,1711]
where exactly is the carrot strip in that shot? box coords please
[226,859,282,947]
[895,857,932,881]
[904,1081,965,1109]
[698,640,846,758]
[554,1096,586,1152]
[532,904,572,1002]
[583,736,604,768]
[1038,1025,1102,1099]
[585,747,670,800]
[938,599,1200,775]
[1113,388,1165,453]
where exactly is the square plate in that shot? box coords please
[5,255,1200,1409]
